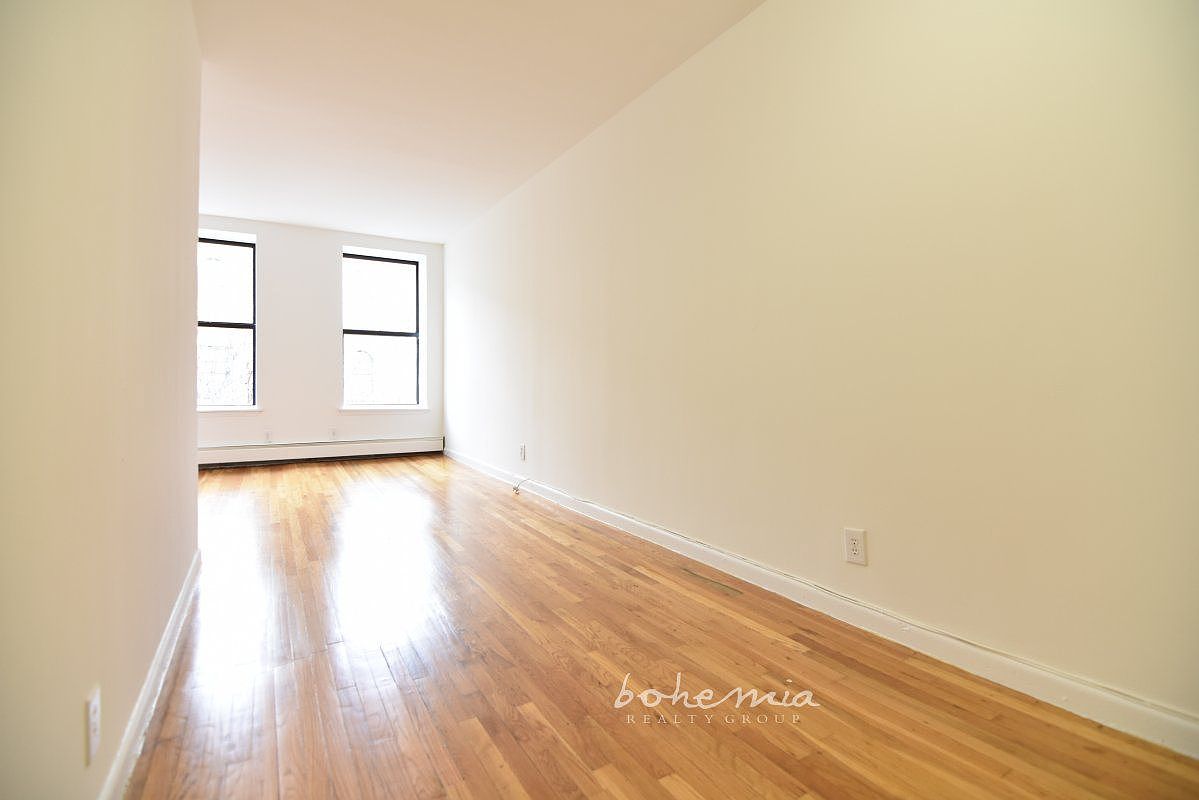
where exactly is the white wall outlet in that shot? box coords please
[519,444,527,462]
[85,686,101,765]
[264,430,273,444]
[330,428,337,441]
[843,528,867,565]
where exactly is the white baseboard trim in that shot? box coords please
[446,448,1199,758]
[99,550,201,800]
[199,435,445,465]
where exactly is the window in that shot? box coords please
[197,237,255,407]
[342,252,419,406]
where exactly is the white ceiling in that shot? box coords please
[194,0,763,243]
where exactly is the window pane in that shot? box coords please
[198,241,254,323]
[343,334,417,405]
[342,257,416,333]
[198,326,254,406]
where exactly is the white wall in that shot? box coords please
[446,0,1199,742]
[0,0,201,797]
[197,216,444,461]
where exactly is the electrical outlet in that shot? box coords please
[265,430,273,444]
[843,528,867,565]
[330,428,337,441]
[519,444,527,462]
[86,686,101,765]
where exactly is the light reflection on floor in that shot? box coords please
[188,468,441,702]
[330,481,439,646]
[193,489,269,689]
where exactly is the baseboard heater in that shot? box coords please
[199,436,444,468]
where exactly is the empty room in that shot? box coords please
[3,1,1198,798]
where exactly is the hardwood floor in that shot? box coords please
[126,455,1199,799]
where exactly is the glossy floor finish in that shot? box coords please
[127,455,1199,799]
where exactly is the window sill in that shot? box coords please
[198,405,262,413]
[339,405,429,412]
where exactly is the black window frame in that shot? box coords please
[197,236,257,407]
[341,252,421,406]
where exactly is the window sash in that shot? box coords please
[198,237,256,407]
[342,252,420,405]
